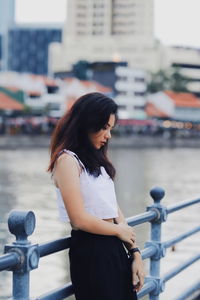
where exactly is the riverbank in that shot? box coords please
[1,134,200,149]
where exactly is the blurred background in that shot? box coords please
[0,0,200,299]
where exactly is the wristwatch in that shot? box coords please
[129,247,141,256]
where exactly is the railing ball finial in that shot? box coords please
[150,187,165,204]
[8,210,36,245]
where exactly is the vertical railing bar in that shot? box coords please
[4,211,40,300]
[145,187,167,300]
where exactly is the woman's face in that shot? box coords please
[89,114,115,149]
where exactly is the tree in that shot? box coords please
[73,60,90,80]
[147,69,170,93]
[147,67,189,94]
[170,67,189,92]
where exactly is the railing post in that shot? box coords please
[145,187,168,300]
[4,210,39,300]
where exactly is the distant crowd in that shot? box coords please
[0,116,58,135]
[1,116,200,139]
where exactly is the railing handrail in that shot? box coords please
[0,187,200,300]
[167,197,200,214]
[0,252,21,271]
[174,280,200,300]
[163,225,200,249]
[39,237,70,258]
[162,253,200,282]
[127,210,158,226]
[1,196,199,265]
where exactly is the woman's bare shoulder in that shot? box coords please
[54,153,81,176]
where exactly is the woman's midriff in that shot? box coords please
[71,218,115,230]
[103,218,115,223]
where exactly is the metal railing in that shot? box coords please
[0,187,200,300]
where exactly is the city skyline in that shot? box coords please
[15,0,200,48]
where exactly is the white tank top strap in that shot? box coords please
[57,149,86,172]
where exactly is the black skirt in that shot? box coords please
[69,230,138,300]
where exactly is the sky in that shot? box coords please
[15,0,200,48]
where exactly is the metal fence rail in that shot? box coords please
[175,280,200,300]
[0,187,199,300]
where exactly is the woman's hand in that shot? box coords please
[131,254,145,292]
[116,222,136,248]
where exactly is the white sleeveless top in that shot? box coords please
[55,149,119,222]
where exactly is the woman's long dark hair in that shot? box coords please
[48,92,118,179]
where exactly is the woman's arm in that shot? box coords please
[115,205,128,224]
[116,205,145,292]
[115,205,139,249]
[54,154,135,246]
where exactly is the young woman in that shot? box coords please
[48,92,145,300]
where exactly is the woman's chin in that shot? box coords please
[97,144,103,149]
[93,143,105,149]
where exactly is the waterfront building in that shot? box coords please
[0,87,24,111]
[25,77,112,117]
[0,72,63,116]
[62,77,112,111]
[114,66,147,119]
[146,91,200,122]
[50,0,160,73]
[55,61,126,91]
[8,27,62,75]
[0,71,112,117]
[159,46,200,96]
[55,61,147,120]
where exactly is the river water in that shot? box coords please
[0,147,199,300]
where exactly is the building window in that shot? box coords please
[134,92,145,96]
[77,13,86,18]
[118,105,126,110]
[92,30,104,35]
[135,77,145,83]
[77,4,86,9]
[77,21,86,27]
[118,91,127,96]
[76,31,87,35]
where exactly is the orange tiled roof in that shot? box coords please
[63,77,74,83]
[0,92,24,110]
[80,80,112,92]
[145,103,169,118]
[165,91,200,108]
[63,77,112,93]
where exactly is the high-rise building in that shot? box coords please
[50,0,160,73]
[8,27,62,75]
[0,0,15,70]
